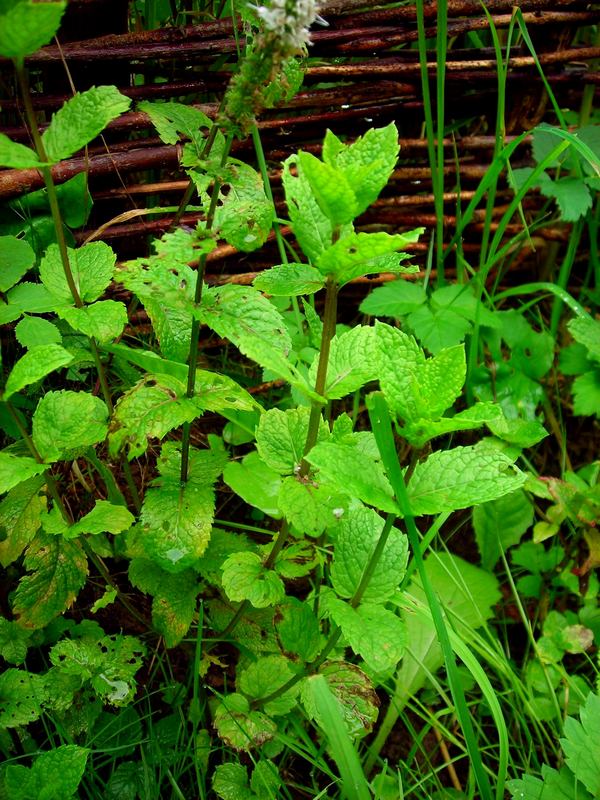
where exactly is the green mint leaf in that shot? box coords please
[136,442,226,572]
[253,263,325,296]
[328,598,407,674]
[194,528,256,584]
[0,133,45,168]
[568,316,600,361]
[5,745,89,800]
[32,390,108,462]
[572,370,600,417]
[277,476,348,537]
[223,451,282,517]
[282,154,337,262]
[407,442,526,515]
[473,489,533,570]
[213,764,255,800]
[58,300,127,343]
[40,240,117,304]
[7,282,57,314]
[402,402,502,449]
[212,161,274,252]
[0,616,32,664]
[108,374,203,460]
[3,343,72,400]
[0,668,47,728]
[15,316,62,348]
[561,692,600,795]
[0,235,35,291]
[486,414,549,447]
[0,452,46,494]
[138,100,212,148]
[331,506,408,603]
[308,324,378,399]
[13,535,87,628]
[307,436,397,513]
[128,558,198,648]
[256,407,327,474]
[323,123,399,215]
[0,0,65,59]
[42,86,131,162]
[300,661,378,738]
[68,501,134,538]
[360,279,427,318]
[238,655,299,716]
[275,597,323,661]
[213,693,277,751]
[221,551,285,608]
[317,230,421,285]
[0,475,45,567]
[376,322,465,424]
[274,541,318,579]
[540,175,593,222]
[297,151,358,225]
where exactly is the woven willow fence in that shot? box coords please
[1,0,598,294]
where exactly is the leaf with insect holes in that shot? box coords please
[3,344,73,400]
[0,476,46,568]
[317,230,421,285]
[0,236,35,291]
[0,668,48,728]
[0,0,65,60]
[331,506,408,603]
[128,558,199,648]
[4,745,89,800]
[298,151,358,225]
[253,263,325,296]
[40,241,117,304]
[222,552,285,608]
[238,655,299,716]
[212,161,274,252]
[57,300,127,344]
[256,407,328,475]
[137,442,226,573]
[42,86,131,162]
[213,693,277,752]
[0,453,46,495]
[12,535,87,629]
[32,390,108,463]
[308,324,378,400]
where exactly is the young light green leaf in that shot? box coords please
[0,0,65,60]
[3,343,72,399]
[277,476,348,537]
[0,475,46,567]
[32,390,108,462]
[253,263,325,296]
[15,316,62,348]
[568,316,600,361]
[128,558,198,648]
[0,133,46,169]
[221,551,285,608]
[308,324,378,399]
[42,86,131,162]
[331,506,408,603]
[136,442,226,572]
[238,655,299,716]
[58,300,127,343]
[360,279,427,318]
[561,692,600,795]
[473,489,533,570]
[5,745,89,800]
[316,230,421,285]
[68,501,134,538]
[486,414,549,447]
[298,151,358,225]
[13,535,87,629]
[407,442,526,516]
[223,451,282,517]
[213,693,277,751]
[256,406,327,474]
[402,402,502,449]
[40,240,117,304]
[0,235,35,291]
[0,452,46,494]
[275,597,324,662]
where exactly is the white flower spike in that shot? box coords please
[251,0,327,50]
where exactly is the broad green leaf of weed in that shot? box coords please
[407,303,472,354]
[0,616,32,664]
[0,0,65,60]
[238,655,299,716]
[561,692,600,795]
[42,86,131,162]
[0,133,45,168]
[407,442,525,515]
[40,241,117,304]
[508,765,594,800]
[3,343,72,399]
[13,535,87,629]
[572,370,600,417]
[0,235,35,291]
[5,745,89,800]
[213,161,274,252]
[250,761,282,797]
[253,262,325,296]
[0,452,46,494]
[298,151,358,225]
[331,506,408,603]
[256,406,327,474]
[316,230,421,285]
[568,316,600,361]
[0,475,46,567]
[328,598,407,674]
[360,278,427,318]
[128,558,198,648]
[0,668,48,727]
[32,390,108,462]
[275,597,324,661]
[300,660,379,738]
[213,692,277,751]
[308,324,378,399]
[473,489,533,570]
[213,763,256,800]
[15,316,62,348]
[499,310,554,380]
[67,501,134,538]
[277,475,348,537]
[222,551,285,608]
[540,175,593,222]
[136,442,226,572]
[223,451,282,517]
[58,300,127,343]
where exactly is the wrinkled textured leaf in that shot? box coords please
[3,344,72,399]
[238,655,298,716]
[213,161,274,252]
[317,230,420,285]
[58,300,127,343]
[42,86,131,162]
[0,475,46,567]
[253,263,325,296]
[213,693,277,751]
[221,551,285,608]
[0,616,32,664]
[40,241,117,303]
[0,0,65,59]
[309,324,378,399]
[257,406,327,474]
[0,452,46,494]
[568,316,600,361]
[282,154,336,262]
[572,370,600,417]
[277,476,348,537]
[0,235,35,291]
[138,100,212,148]
[212,763,255,800]
[7,282,57,314]
[473,489,533,570]
[275,597,323,662]
[298,151,358,225]
[5,745,89,800]
[32,390,108,462]
[0,668,48,728]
